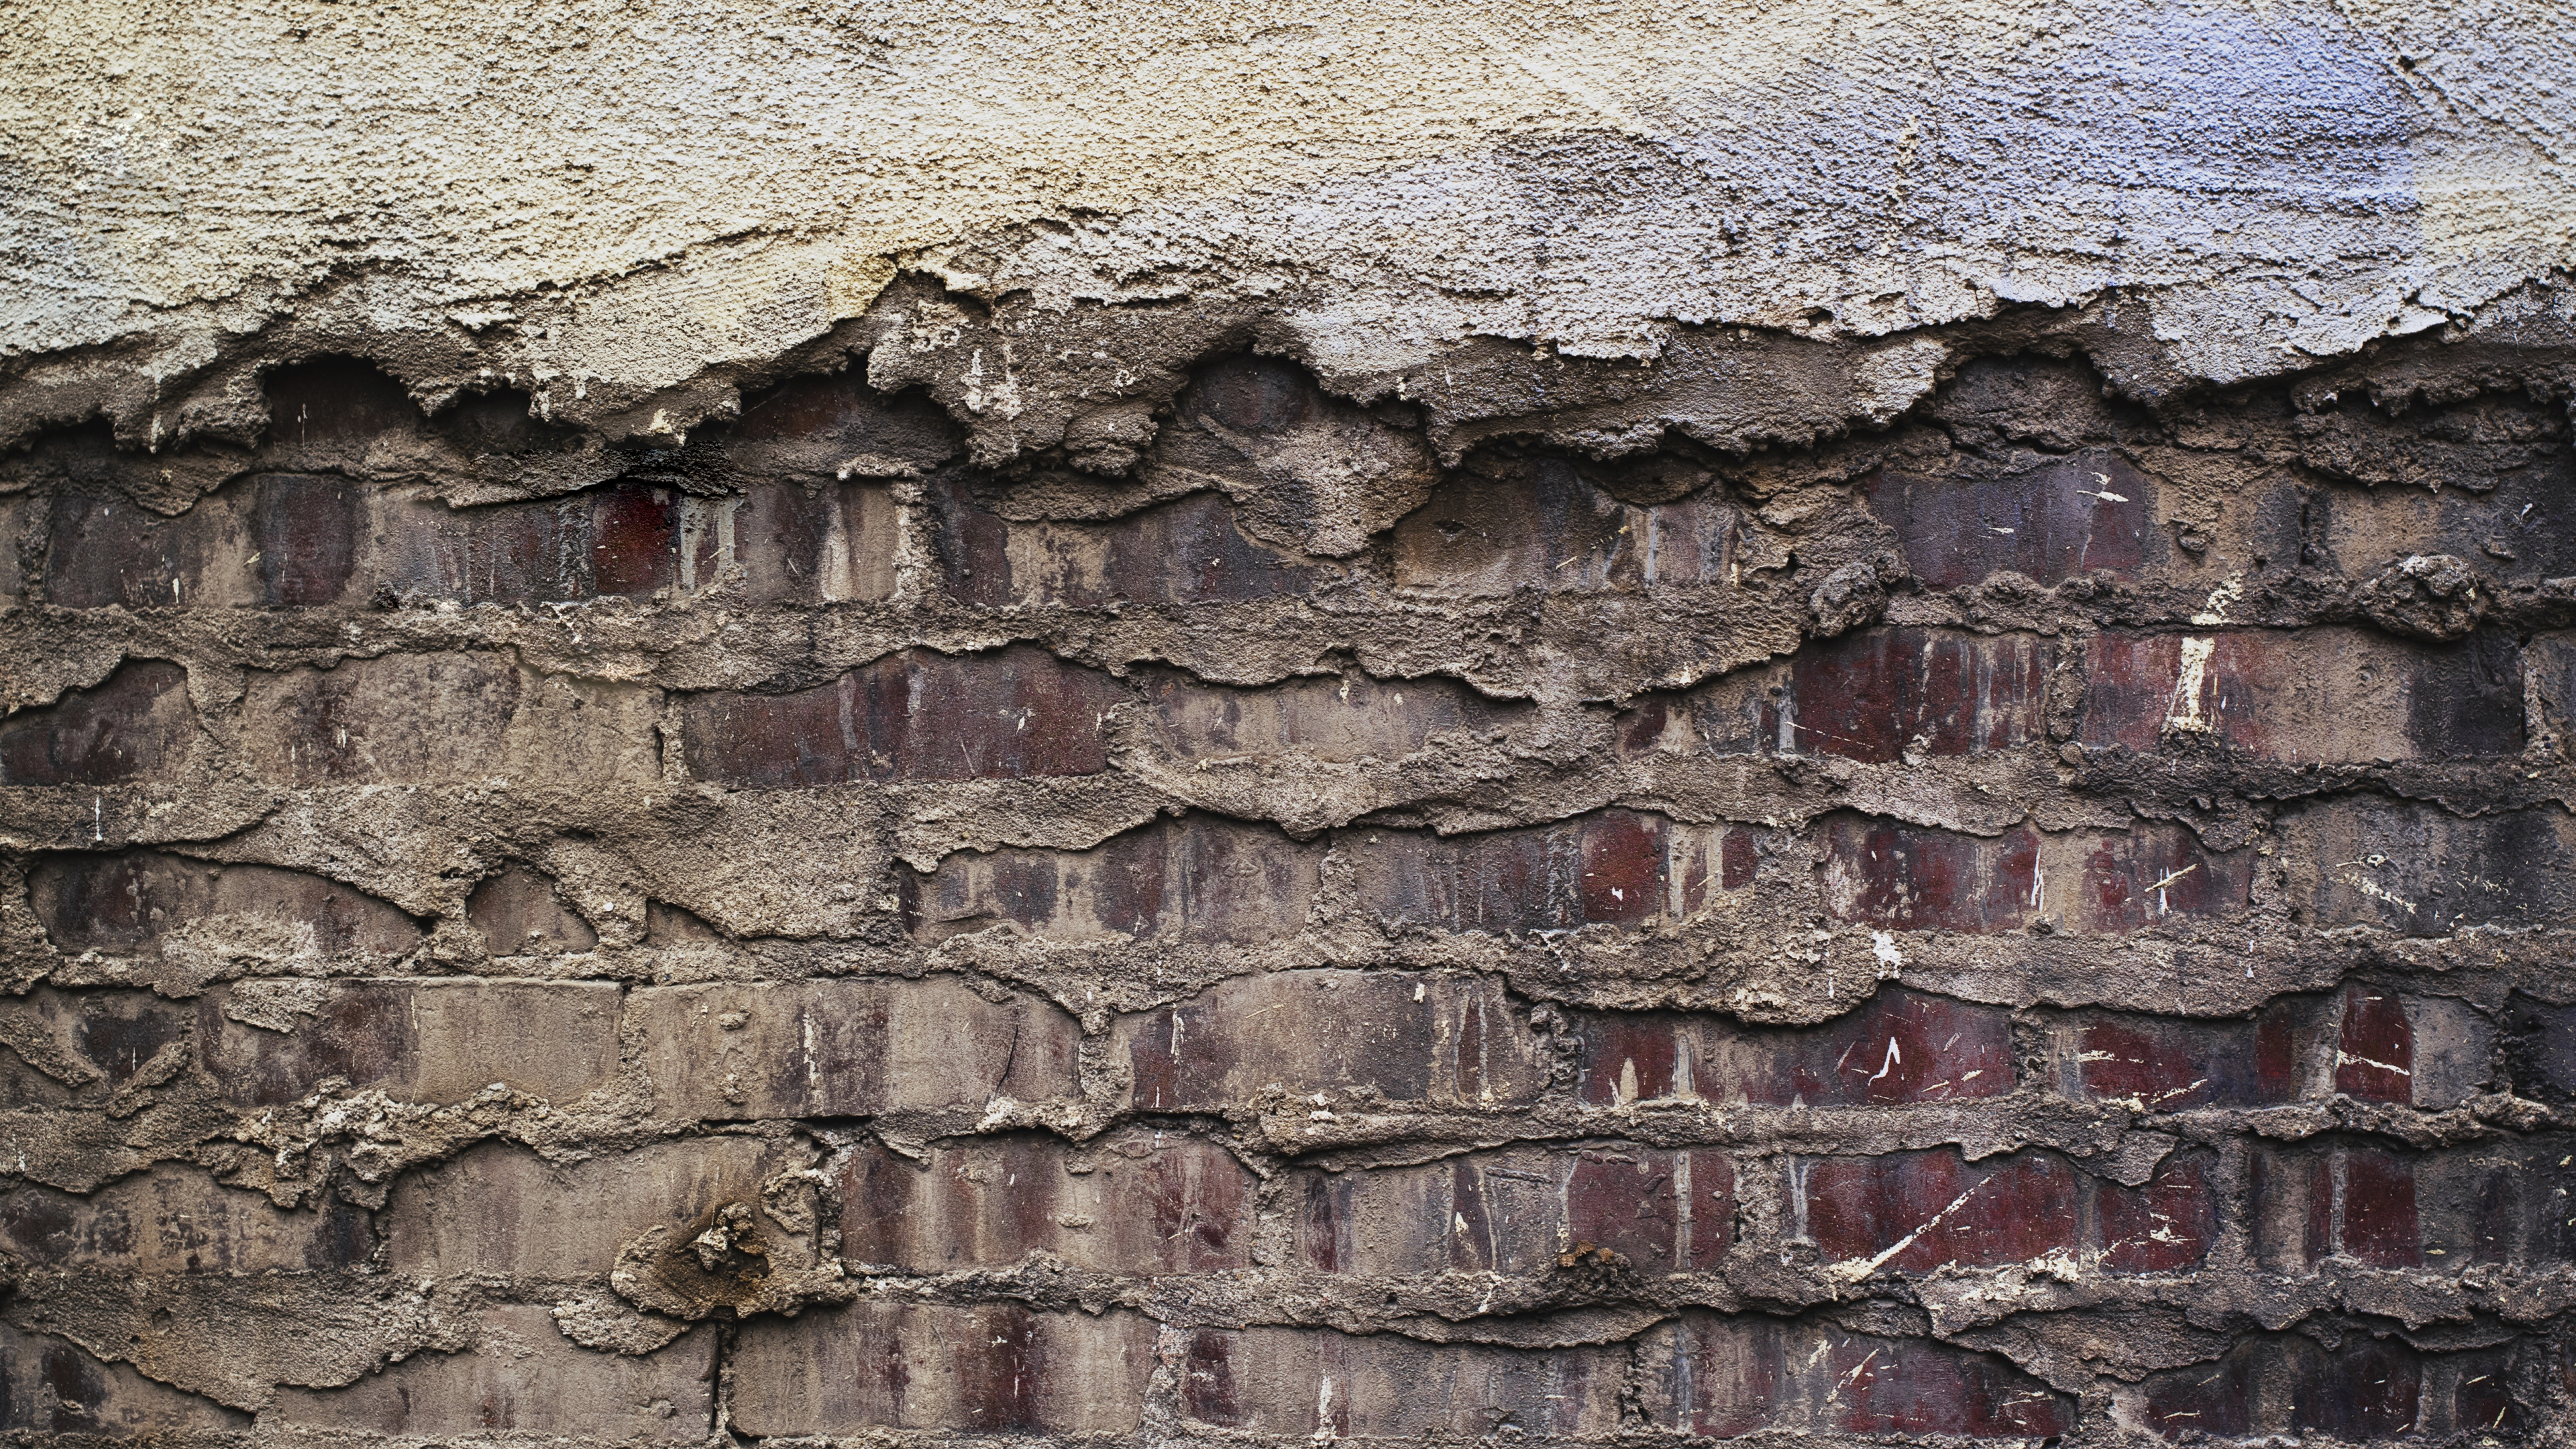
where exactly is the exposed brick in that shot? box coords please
[2135,1334,2523,1440]
[262,1305,710,1438]
[2277,800,2576,935]
[1578,987,2014,1108]
[1147,668,1529,763]
[1867,451,2162,588]
[635,977,1081,1120]
[2506,992,2576,1102]
[241,652,661,786]
[1116,971,1548,1112]
[933,476,1327,605]
[26,851,423,964]
[2079,627,2522,760]
[839,1129,1256,1273]
[0,661,195,785]
[680,645,1122,786]
[2051,987,2496,1111]
[901,816,1318,943]
[1,1165,370,1275]
[1392,457,1742,595]
[1293,1144,1733,1275]
[1822,817,2250,934]
[1792,1147,2214,1275]
[383,1138,797,1278]
[3,987,193,1091]
[1351,810,1758,934]
[42,476,361,608]
[0,495,25,602]
[719,371,961,484]
[2249,1141,2575,1271]
[1642,1314,2074,1437]
[731,1303,1156,1436]
[1177,1327,1625,1437]
[466,865,598,956]
[1627,628,2056,763]
[0,1322,248,1437]
[197,979,621,1107]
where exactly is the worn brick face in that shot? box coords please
[2135,1334,2522,1441]
[242,652,661,786]
[934,476,1326,605]
[0,1324,249,1437]
[1822,817,2250,934]
[680,645,1122,786]
[197,979,621,1106]
[839,1130,1256,1273]
[1643,1315,2075,1437]
[1792,1147,2214,1275]
[635,978,1081,1120]
[1352,810,1756,933]
[383,1138,798,1278]
[1,1166,371,1275]
[1392,458,1741,594]
[0,661,195,785]
[1178,1328,1625,1437]
[2049,987,2495,1110]
[1578,988,2015,1107]
[731,1304,1157,1436]
[26,851,423,963]
[2249,1141,2575,1271]
[1631,628,2057,762]
[262,1306,711,1438]
[1293,1144,1734,1275]
[902,816,1318,943]
[1868,452,2161,588]
[2277,800,2576,934]
[2081,627,2524,760]
[1117,970,1547,1112]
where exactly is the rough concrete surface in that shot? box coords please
[5,1,2576,1445]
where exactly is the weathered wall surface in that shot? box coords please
[6,1,2576,1445]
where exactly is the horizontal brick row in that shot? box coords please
[2131,1332,2526,1440]
[10,971,2553,1122]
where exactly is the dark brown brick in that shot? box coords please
[839,1130,1255,1273]
[1578,988,2014,1108]
[27,851,423,964]
[0,987,193,1092]
[197,979,621,1107]
[2135,1334,2524,1440]
[731,1304,1156,1436]
[466,866,598,956]
[1351,810,1757,934]
[902,816,1318,943]
[2050,987,2494,1111]
[2080,627,2522,761]
[1793,1147,2214,1275]
[933,476,1326,606]
[383,1137,800,1278]
[1176,1328,1625,1437]
[1116,971,1548,1112]
[634,978,1081,1120]
[2277,800,2576,935]
[241,652,661,786]
[680,645,1122,786]
[1293,1144,1733,1275]
[1,1165,370,1275]
[0,1323,248,1437]
[262,1305,710,1438]
[1867,451,2162,588]
[1823,817,2250,934]
[2249,1141,2575,1271]
[0,661,195,786]
[1393,457,1743,596]
[1642,1315,2074,1437]
[2506,991,2576,1102]
[1629,629,2056,763]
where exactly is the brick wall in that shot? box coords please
[2,331,2573,1444]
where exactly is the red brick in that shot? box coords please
[0,1165,370,1275]
[2252,1142,2575,1271]
[1116,970,1548,1112]
[197,979,621,1108]
[1293,1144,1733,1275]
[466,866,598,956]
[2053,988,2494,1111]
[1631,629,2057,763]
[1794,1147,2214,1275]
[1823,817,2249,934]
[839,1129,1255,1273]
[24,851,423,965]
[1352,810,1756,934]
[2135,1335,2500,1441]
[2277,800,2576,936]
[262,1305,711,1439]
[730,1303,1156,1436]
[0,661,195,786]
[2080,627,2522,761]
[1867,451,2161,588]
[241,652,661,786]
[680,645,1122,786]
[1642,1315,2074,1438]
[0,1322,248,1437]
[901,816,1318,943]
[934,477,1326,606]
[1579,988,2015,1108]
[634,977,1081,1121]
[382,1137,802,1278]
[1177,1327,1625,1437]
[1392,457,1742,595]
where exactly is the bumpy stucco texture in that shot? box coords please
[6,3,2576,1446]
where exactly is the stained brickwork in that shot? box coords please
[3,328,2575,1446]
